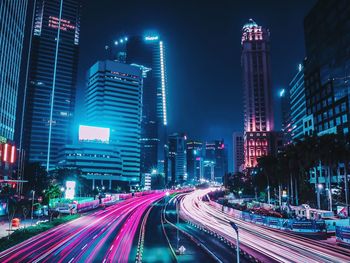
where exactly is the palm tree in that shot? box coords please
[257,156,277,204]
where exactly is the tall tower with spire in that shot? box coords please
[241,19,274,169]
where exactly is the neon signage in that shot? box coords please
[145,36,159,41]
[0,143,16,164]
[48,16,75,31]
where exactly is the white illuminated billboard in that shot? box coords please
[79,125,110,143]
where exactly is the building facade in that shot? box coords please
[186,140,203,183]
[280,88,292,145]
[24,0,81,170]
[232,132,244,173]
[289,64,307,141]
[86,60,143,184]
[304,0,350,136]
[205,140,228,182]
[241,19,274,169]
[126,35,168,175]
[166,133,187,185]
[0,0,27,141]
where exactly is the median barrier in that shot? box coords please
[211,201,326,234]
[336,226,350,245]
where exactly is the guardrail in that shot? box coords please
[211,201,327,233]
[336,226,350,245]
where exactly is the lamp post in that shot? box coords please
[176,199,180,250]
[60,187,65,200]
[31,190,35,226]
[229,221,239,263]
[317,183,323,210]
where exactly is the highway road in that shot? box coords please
[164,195,249,263]
[180,189,350,263]
[0,193,164,263]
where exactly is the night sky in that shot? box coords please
[76,0,316,170]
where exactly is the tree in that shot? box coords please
[23,163,49,196]
[43,184,61,221]
[256,156,278,204]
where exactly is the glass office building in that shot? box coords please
[0,0,27,141]
[86,60,143,184]
[24,0,81,170]
[126,35,168,175]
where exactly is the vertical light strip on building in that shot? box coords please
[159,41,167,125]
[46,0,64,171]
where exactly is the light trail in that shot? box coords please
[180,189,350,263]
[0,192,166,262]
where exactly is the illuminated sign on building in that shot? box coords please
[65,181,76,200]
[48,16,75,31]
[0,143,16,164]
[144,36,159,41]
[79,125,110,143]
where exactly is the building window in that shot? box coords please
[342,114,348,123]
[336,117,341,125]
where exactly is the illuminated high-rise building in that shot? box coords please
[186,140,203,182]
[232,132,244,173]
[23,0,81,170]
[0,0,27,141]
[165,133,187,185]
[289,64,306,140]
[304,0,350,136]
[126,34,168,175]
[86,60,143,184]
[204,140,228,181]
[241,19,274,169]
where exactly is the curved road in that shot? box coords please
[180,189,350,263]
[0,193,164,263]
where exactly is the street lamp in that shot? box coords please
[31,190,35,226]
[317,183,323,209]
[229,221,240,263]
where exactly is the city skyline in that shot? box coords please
[1,1,350,262]
[75,0,316,170]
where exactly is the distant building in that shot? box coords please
[289,64,307,140]
[126,35,168,174]
[166,133,187,185]
[203,160,215,181]
[0,0,27,141]
[24,0,82,170]
[241,19,274,169]
[141,173,151,190]
[232,132,244,173]
[86,60,143,184]
[304,0,350,136]
[205,140,228,182]
[280,88,292,145]
[58,125,123,190]
[186,140,203,183]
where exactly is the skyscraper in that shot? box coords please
[86,60,143,184]
[0,0,27,141]
[304,0,350,136]
[232,132,244,173]
[205,140,228,181]
[166,133,187,185]
[241,19,274,169]
[280,87,292,145]
[186,140,203,182]
[24,0,81,170]
[126,35,168,174]
[289,64,307,140]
